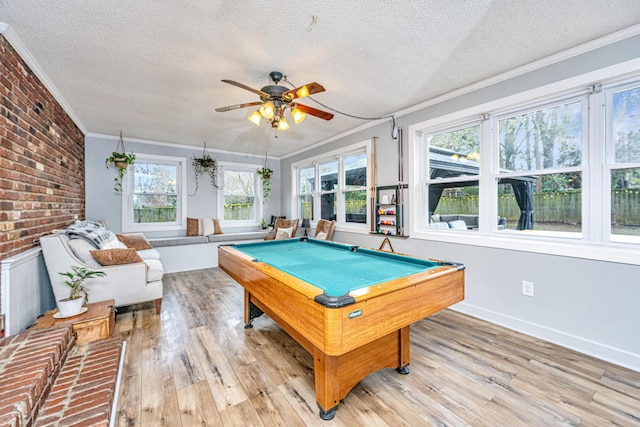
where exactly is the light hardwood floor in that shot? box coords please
[115,268,640,426]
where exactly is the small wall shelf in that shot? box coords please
[372,184,408,237]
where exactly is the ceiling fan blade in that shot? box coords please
[284,82,325,99]
[221,79,267,96]
[215,101,263,112]
[295,103,334,121]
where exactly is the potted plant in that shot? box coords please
[257,166,273,202]
[57,266,106,317]
[191,143,219,196]
[105,131,136,192]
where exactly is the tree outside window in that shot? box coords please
[132,162,178,224]
[223,170,256,221]
[609,84,640,238]
[497,99,584,232]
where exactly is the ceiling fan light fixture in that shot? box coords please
[292,107,306,124]
[278,117,289,130]
[248,110,262,126]
[296,85,310,98]
[259,101,275,119]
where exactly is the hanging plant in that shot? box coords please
[191,143,219,196]
[105,131,136,192]
[257,154,273,202]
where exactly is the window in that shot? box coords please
[320,160,338,220]
[606,82,640,243]
[298,166,314,221]
[220,165,259,224]
[343,152,368,224]
[410,67,640,263]
[496,97,585,235]
[123,154,186,232]
[423,123,480,230]
[294,143,370,228]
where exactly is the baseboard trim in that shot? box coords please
[450,302,640,373]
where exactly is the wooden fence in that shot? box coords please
[133,190,639,225]
[437,189,640,225]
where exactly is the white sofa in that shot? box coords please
[40,231,163,313]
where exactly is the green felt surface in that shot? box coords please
[232,238,440,297]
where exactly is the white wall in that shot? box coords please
[85,134,281,238]
[279,34,640,371]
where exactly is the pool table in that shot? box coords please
[218,237,464,420]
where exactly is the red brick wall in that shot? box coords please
[0,34,85,260]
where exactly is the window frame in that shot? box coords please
[122,154,187,233]
[491,92,589,239]
[603,78,640,245]
[292,141,371,232]
[420,119,482,231]
[217,162,262,228]
[407,64,640,265]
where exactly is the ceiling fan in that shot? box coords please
[215,71,334,130]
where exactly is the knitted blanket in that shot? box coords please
[65,220,112,249]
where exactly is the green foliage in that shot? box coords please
[58,266,106,303]
[105,151,136,192]
[191,152,219,196]
[257,167,273,202]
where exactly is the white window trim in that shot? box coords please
[408,61,640,266]
[291,140,372,233]
[217,161,262,227]
[122,154,187,233]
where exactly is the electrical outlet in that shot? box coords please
[522,281,534,297]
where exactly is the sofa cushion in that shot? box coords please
[429,222,449,229]
[90,248,144,266]
[448,220,468,229]
[458,215,479,227]
[68,238,102,268]
[275,227,294,239]
[150,236,209,247]
[144,258,164,282]
[137,248,161,260]
[103,231,128,249]
[207,231,269,243]
[117,233,153,250]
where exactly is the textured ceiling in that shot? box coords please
[2,0,640,157]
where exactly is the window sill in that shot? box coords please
[412,229,640,266]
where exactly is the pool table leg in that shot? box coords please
[397,325,411,374]
[313,326,412,420]
[243,291,264,329]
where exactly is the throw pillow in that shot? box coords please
[186,217,199,236]
[90,248,144,266]
[117,233,153,250]
[275,226,293,240]
[316,231,328,240]
[187,217,223,236]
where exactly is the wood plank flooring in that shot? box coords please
[115,268,640,426]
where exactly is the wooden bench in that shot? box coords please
[149,231,269,273]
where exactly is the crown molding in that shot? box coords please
[85,132,277,161]
[0,23,87,134]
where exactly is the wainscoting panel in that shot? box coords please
[1,248,55,335]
